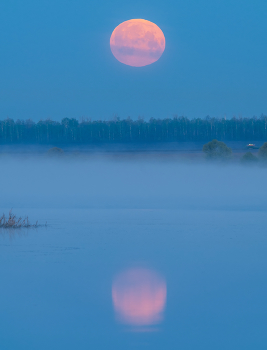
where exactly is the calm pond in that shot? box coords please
[0,158,266,349]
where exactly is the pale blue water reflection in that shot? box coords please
[0,207,267,349]
[0,159,267,349]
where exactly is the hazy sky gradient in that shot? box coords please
[0,0,267,120]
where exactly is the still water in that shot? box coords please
[0,158,267,349]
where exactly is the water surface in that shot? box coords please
[0,158,266,349]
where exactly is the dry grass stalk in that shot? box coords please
[0,210,44,229]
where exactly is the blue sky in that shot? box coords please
[0,0,266,120]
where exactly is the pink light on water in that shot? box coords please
[112,268,167,326]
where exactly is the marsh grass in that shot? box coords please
[0,210,45,228]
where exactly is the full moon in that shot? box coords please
[110,19,165,67]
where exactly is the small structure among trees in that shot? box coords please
[202,139,232,160]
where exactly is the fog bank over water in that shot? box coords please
[0,157,266,211]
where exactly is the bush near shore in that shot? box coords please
[47,147,64,156]
[241,152,258,163]
[258,142,267,160]
[203,139,232,160]
[202,139,267,164]
[0,210,44,229]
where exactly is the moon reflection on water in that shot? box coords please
[112,268,167,329]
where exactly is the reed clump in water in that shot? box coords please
[0,210,41,228]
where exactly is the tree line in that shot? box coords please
[0,116,267,144]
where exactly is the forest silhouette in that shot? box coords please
[0,116,267,144]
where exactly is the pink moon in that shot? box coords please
[110,19,166,67]
[112,268,167,326]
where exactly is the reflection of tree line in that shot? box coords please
[1,116,267,143]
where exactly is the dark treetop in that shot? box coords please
[0,116,267,144]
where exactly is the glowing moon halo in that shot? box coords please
[110,19,165,67]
